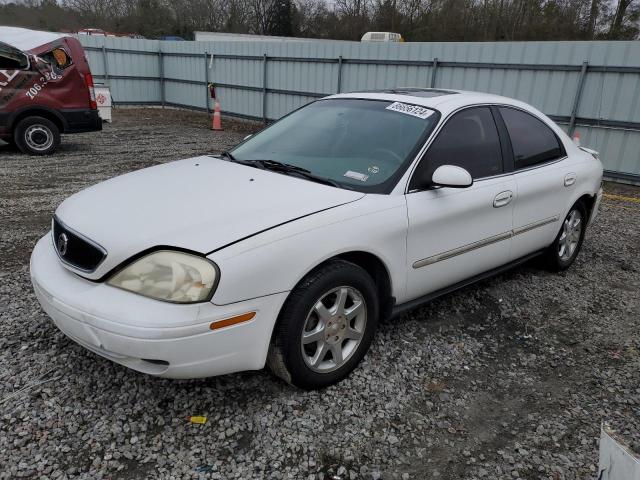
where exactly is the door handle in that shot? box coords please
[493,190,513,208]
[564,173,577,186]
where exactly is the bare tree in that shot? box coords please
[3,0,638,40]
[248,0,278,34]
[335,0,371,39]
[608,0,636,37]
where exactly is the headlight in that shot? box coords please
[107,250,219,303]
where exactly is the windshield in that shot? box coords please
[230,98,440,193]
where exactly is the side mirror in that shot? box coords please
[431,165,473,188]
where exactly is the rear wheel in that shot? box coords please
[544,201,587,271]
[14,116,60,155]
[268,260,379,389]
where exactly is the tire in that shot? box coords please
[544,201,587,272]
[267,259,379,390]
[13,116,60,155]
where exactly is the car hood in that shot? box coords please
[55,156,365,280]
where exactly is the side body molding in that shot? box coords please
[412,215,559,269]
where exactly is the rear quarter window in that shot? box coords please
[41,48,73,75]
[499,107,565,169]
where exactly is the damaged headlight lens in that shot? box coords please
[107,251,218,303]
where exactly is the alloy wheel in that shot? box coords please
[558,209,583,261]
[300,286,367,373]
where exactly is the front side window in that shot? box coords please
[0,42,28,70]
[231,99,440,193]
[409,106,503,190]
[499,107,564,169]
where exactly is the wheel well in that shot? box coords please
[269,251,395,346]
[577,193,596,218]
[333,251,394,320]
[11,109,64,134]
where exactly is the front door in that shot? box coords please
[405,106,515,301]
[0,41,32,115]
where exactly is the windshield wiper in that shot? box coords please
[218,151,265,169]
[252,159,340,187]
[219,150,237,162]
[218,155,339,187]
[218,151,253,166]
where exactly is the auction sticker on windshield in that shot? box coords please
[385,102,434,119]
[344,170,369,182]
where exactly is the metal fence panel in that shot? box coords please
[78,36,640,180]
[577,125,640,175]
[215,87,263,119]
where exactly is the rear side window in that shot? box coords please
[409,106,503,189]
[499,107,564,169]
[41,48,74,75]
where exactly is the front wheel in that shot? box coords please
[268,260,379,389]
[544,201,587,271]
[14,116,61,155]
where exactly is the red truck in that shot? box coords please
[0,27,102,155]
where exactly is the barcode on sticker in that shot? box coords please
[386,102,434,119]
[344,170,369,182]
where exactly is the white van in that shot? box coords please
[361,32,404,42]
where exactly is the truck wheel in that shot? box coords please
[14,116,61,155]
[267,260,379,390]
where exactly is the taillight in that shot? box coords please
[84,72,97,110]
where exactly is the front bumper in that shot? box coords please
[30,235,287,379]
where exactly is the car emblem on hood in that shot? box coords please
[57,232,68,256]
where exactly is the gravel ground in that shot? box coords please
[1,108,638,480]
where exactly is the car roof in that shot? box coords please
[325,87,575,157]
[0,26,64,52]
[326,88,529,115]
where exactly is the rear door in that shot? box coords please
[405,106,516,301]
[496,106,573,259]
[29,39,87,111]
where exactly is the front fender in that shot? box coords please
[209,195,408,305]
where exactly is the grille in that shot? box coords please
[52,217,106,272]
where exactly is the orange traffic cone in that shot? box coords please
[212,100,222,131]
[573,131,580,146]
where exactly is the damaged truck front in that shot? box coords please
[0,27,101,155]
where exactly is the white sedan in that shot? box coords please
[30,89,603,389]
